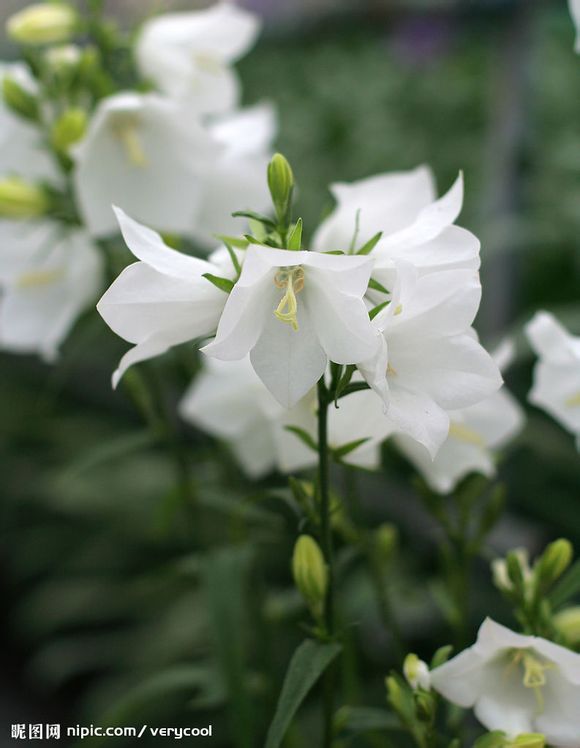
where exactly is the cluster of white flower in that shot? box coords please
[0,2,272,358]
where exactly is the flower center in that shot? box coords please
[448,421,485,447]
[111,114,148,168]
[506,650,554,713]
[273,267,305,331]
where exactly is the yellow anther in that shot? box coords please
[394,303,403,315]
[565,392,580,407]
[111,115,148,168]
[273,267,304,331]
[448,422,485,447]
[17,267,64,289]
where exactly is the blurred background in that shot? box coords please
[1,0,579,745]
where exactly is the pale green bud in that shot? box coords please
[492,548,531,595]
[0,177,49,218]
[7,4,78,46]
[554,606,580,645]
[2,76,39,121]
[267,152,294,226]
[51,108,87,152]
[507,734,545,748]
[45,43,82,71]
[291,535,327,619]
[403,653,430,691]
[535,538,573,590]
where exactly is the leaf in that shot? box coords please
[232,210,277,231]
[285,425,318,452]
[203,273,234,293]
[368,277,390,295]
[224,242,242,278]
[287,218,303,250]
[357,231,383,255]
[332,438,370,461]
[335,706,402,735]
[265,639,342,748]
[550,560,580,609]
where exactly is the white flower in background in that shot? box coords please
[191,102,276,247]
[0,221,103,360]
[526,312,580,448]
[569,0,580,52]
[312,166,480,289]
[97,209,231,387]
[179,357,393,477]
[358,263,502,457]
[395,339,524,493]
[136,2,260,114]
[72,92,220,238]
[431,618,580,747]
[202,246,377,408]
[0,63,56,181]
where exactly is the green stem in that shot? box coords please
[317,378,335,748]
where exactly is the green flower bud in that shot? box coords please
[51,108,87,152]
[267,152,294,226]
[554,606,580,645]
[7,4,78,46]
[403,653,430,691]
[507,734,545,748]
[2,76,39,122]
[291,535,327,619]
[0,177,49,218]
[535,538,573,590]
[492,548,531,596]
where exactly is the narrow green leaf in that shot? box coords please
[550,560,580,609]
[244,234,272,247]
[224,242,242,278]
[215,234,248,248]
[232,210,277,230]
[287,218,303,250]
[369,300,389,320]
[357,231,383,255]
[322,250,345,255]
[265,639,342,748]
[368,277,390,295]
[332,437,370,461]
[285,425,318,452]
[203,273,234,293]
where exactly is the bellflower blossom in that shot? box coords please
[0,221,103,359]
[431,618,580,747]
[394,339,524,493]
[179,357,394,477]
[136,2,260,113]
[526,311,580,448]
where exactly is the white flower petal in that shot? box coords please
[385,384,450,458]
[526,311,580,363]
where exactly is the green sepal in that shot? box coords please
[287,218,303,250]
[357,231,383,255]
[368,277,390,295]
[284,426,318,452]
[202,273,234,294]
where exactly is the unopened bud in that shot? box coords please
[2,76,39,121]
[7,4,78,46]
[51,108,87,152]
[403,653,430,691]
[292,535,327,619]
[535,539,573,590]
[267,153,294,226]
[45,43,82,70]
[0,177,48,218]
[507,734,545,748]
[554,606,580,645]
[492,549,531,595]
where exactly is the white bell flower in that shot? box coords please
[526,311,580,448]
[312,166,480,289]
[394,339,524,493]
[431,618,580,747]
[0,220,103,360]
[135,2,260,113]
[201,245,378,408]
[0,63,56,181]
[358,263,502,457]
[72,92,220,238]
[569,0,580,52]
[179,357,394,477]
[191,102,276,247]
[96,208,231,387]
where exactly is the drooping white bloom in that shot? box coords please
[431,618,580,747]
[394,339,524,493]
[72,92,220,238]
[96,208,230,387]
[569,0,580,52]
[136,2,260,113]
[526,311,580,448]
[190,102,276,246]
[201,246,377,408]
[179,357,393,477]
[0,221,103,360]
[312,166,480,289]
[0,63,56,181]
[358,263,502,457]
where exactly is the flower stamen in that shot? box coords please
[449,422,485,447]
[111,115,148,168]
[17,267,64,289]
[273,267,304,331]
[507,650,554,714]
